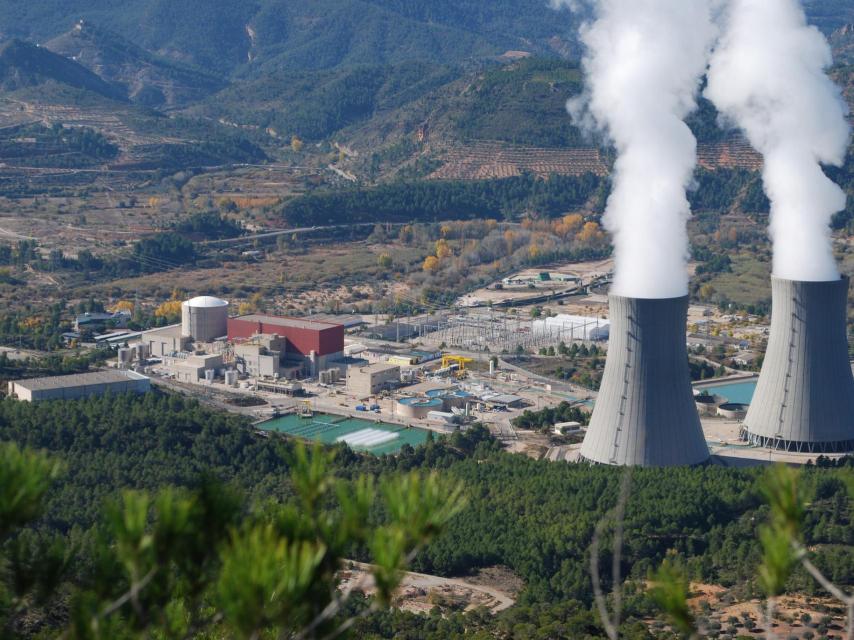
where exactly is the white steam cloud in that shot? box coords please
[564,0,717,298]
[706,0,850,282]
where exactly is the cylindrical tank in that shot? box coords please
[397,396,443,419]
[117,347,133,365]
[718,403,749,420]
[181,296,229,342]
[580,294,709,467]
[743,276,854,453]
[694,393,718,416]
[224,370,238,387]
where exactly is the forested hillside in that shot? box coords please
[0,39,124,100]
[0,0,845,79]
[1,391,852,637]
[0,0,581,77]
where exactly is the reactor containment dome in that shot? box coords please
[742,276,854,453]
[580,294,710,467]
[181,296,229,342]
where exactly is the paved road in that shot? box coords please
[201,222,405,246]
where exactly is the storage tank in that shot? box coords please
[181,296,229,342]
[397,396,443,419]
[133,343,149,360]
[580,294,709,467]
[742,276,854,453]
[224,370,238,387]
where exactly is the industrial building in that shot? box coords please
[8,370,150,402]
[532,314,610,342]
[233,334,290,378]
[346,363,400,397]
[136,296,229,358]
[163,353,223,383]
[140,325,191,358]
[182,296,229,342]
[228,314,344,375]
[580,295,710,467]
[74,310,130,332]
[743,276,854,453]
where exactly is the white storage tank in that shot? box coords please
[181,296,229,342]
[224,370,238,387]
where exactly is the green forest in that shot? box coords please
[1,391,852,638]
[281,173,605,225]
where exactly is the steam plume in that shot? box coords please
[706,0,850,282]
[562,0,717,298]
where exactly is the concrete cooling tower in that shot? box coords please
[742,276,854,453]
[580,294,710,467]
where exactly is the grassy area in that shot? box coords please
[700,251,773,310]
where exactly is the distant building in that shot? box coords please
[228,314,344,375]
[74,310,130,332]
[481,393,525,408]
[532,314,610,342]
[233,334,300,379]
[163,353,223,383]
[140,325,191,358]
[8,370,150,402]
[346,363,400,397]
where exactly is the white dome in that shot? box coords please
[186,296,229,308]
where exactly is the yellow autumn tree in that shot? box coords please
[577,221,606,247]
[554,213,584,238]
[154,300,182,320]
[291,136,304,153]
[423,256,440,273]
[503,230,516,253]
[699,284,716,301]
[377,253,393,269]
[110,300,135,314]
[435,239,452,260]
[528,244,542,260]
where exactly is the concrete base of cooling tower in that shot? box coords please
[579,294,710,467]
[742,276,854,453]
[739,429,854,454]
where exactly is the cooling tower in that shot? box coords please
[742,276,854,453]
[580,294,710,466]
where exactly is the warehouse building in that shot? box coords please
[228,314,344,375]
[346,363,401,397]
[8,370,150,402]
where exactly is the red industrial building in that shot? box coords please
[227,314,344,360]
